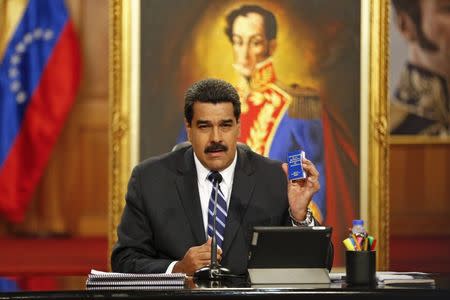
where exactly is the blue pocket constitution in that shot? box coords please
[287,150,306,181]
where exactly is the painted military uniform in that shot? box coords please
[391,63,450,135]
[236,58,325,222]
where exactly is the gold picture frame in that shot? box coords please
[109,0,389,270]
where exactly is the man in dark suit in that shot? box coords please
[111,78,325,275]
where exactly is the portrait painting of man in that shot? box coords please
[139,0,361,265]
[390,0,450,136]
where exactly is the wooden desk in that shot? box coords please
[1,274,449,300]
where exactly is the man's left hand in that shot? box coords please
[281,158,320,221]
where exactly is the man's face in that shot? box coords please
[186,102,240,171]
[231,12,275,77]
[420,0,450,77]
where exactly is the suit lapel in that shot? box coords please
[222,148,255,256]
[174,148,205,245]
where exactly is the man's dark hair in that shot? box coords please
[392,0,438,51]
[184,78,241,125]
[225,4,277,42]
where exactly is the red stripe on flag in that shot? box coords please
[0,22,81,223]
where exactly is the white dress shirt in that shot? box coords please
[194,151,237,237]
[165,151,237,273]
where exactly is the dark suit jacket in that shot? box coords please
[111,146,331,275]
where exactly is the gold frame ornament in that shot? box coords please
[109,0,390,270]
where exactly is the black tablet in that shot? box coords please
[248,226,332,269]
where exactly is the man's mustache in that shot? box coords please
[204,143,228,153]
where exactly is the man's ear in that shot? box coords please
[237,119,241,138]
[268,40,277,56]
[395,12,418,42]
[185,119,192,141]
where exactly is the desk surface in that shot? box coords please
[1,274,449,300]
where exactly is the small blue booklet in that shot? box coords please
[287,150,306,181]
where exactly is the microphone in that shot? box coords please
[194,171,231,281]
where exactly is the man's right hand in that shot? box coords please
[172,238,222,275]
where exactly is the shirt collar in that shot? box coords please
[193,149,237,187]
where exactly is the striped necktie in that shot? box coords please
[207,171,227,249]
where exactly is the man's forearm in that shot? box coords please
[111,247,172,274]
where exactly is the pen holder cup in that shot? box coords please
[345,250,376,286]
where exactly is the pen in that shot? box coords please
[370,238,377,251]
[356,236,363,249]
[363,237,369,251]
[352,233,361,251]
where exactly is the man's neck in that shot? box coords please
[234,58,277,90]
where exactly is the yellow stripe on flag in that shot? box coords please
[0,0,29,61]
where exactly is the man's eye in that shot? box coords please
[251,40,263,47]
[232,36,243,45]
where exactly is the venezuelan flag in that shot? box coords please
[0,0,81,222]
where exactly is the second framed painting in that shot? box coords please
[389,0,450,144]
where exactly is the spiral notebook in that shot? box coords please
[86,269,186,290]
[87,285,185,291]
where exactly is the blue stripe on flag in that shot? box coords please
[0,0,68,166]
